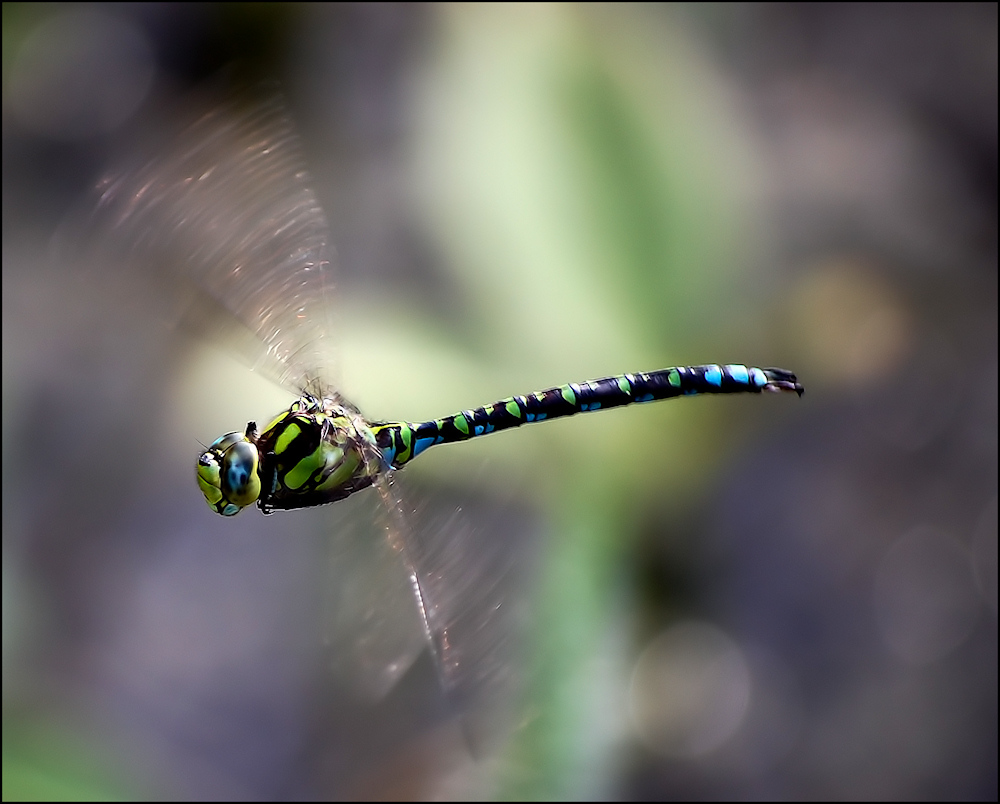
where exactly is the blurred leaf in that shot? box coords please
[2,716,146,801]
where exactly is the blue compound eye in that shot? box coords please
[220,440,261,508]
[196,433,261,516]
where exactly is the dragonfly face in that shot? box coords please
[196,429,262,516]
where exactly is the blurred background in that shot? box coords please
[3,3,996,799]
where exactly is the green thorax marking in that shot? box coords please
[254,395,384,512]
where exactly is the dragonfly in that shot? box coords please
[87,93,802,733]
[197,364,802,518]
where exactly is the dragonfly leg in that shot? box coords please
[257,451,279,514]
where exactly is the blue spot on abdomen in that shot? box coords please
[725,364,749,384]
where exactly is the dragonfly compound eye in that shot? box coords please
[196,432,261,516]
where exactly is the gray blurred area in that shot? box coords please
[3,4,996,800]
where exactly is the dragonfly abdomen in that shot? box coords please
[378,364,802,468]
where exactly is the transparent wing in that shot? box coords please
[80,92,335,394]
[320,490,430,702]
[315,405,528,728]
[373,470,529,751]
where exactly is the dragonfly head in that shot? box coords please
[196,431,261,516]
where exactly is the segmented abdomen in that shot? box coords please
[377,364,802,468]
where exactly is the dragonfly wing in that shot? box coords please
[373,471,529,753]
[70,92,336,396]
[321,489,429,702]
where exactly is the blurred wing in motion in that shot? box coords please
[75,92,336,394]
[375,473,529,752]
[321,489,431,702]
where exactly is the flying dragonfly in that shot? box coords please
[197,364,802,518]
[87,92,802,737]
